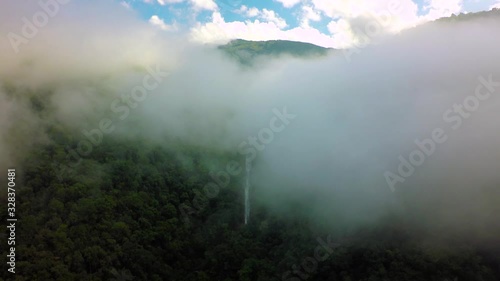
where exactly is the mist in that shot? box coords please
[1,0,500,247]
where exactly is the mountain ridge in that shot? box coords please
[218,38,333,65]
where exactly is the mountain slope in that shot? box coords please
[218,39,333,65]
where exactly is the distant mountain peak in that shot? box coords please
[218,39,333,65]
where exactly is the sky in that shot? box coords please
[120,0,500,48]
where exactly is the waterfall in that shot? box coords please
[244,156,251,225]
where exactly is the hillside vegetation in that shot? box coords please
[218,39,333,65]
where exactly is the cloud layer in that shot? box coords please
[1,1,500,244]
[186,0,470,48]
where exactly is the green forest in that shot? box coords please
[1,108,499,280]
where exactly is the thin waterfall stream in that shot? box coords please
[244,156,251,225]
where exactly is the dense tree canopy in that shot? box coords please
[1,124,499,281]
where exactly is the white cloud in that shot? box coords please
[239,5,260,18]
[275,0,302,8]
[421,0,463,20]
[248,8,260,17]
[307,0,420,47]
[190,0,422,49]
[190,11,336,47]
[311,0,419,26]
[491,0,500,9]
[261,9,288,29]
[189,0,486,49]
[237,6,288,28]
[327,19,357,48]
[191,0,218,10]
[149,15,179,31]
[305,0,465,48]
[300,5,322,28]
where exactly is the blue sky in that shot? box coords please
[120,0,500,47]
